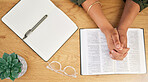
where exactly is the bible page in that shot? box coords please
[80,28,146,75]
[80,29,115,75]
[115,29,146,74]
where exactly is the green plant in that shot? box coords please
[0,53,22,81]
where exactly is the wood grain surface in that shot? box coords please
[0,0,148,82]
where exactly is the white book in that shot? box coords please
[2,0,78,61]
[80,28,146,75]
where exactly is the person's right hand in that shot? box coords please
[103,28,129,60]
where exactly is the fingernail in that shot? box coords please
[124,53,128,56]
[116,44,120,48]
[127,48,130,51]
[111,50,114,53]
[119,47,123,50]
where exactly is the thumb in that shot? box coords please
[119,48,130,55]
[112,32,122,50]
[120,35,127,48]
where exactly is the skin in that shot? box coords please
[117,0,140,48]
[81,0,140,60]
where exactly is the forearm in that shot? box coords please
[82,0,113,34]
[118,0,140,32]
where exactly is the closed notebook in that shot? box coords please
[2,0,78,61]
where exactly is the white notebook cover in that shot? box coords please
[2,0,78,61]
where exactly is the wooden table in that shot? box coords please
[0,0,148,82]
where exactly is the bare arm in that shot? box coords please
[82,0,113,33]
[81,0,129,60]
[117,0,140,47]
[118,0,140,31]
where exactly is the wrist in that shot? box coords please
[117,27,128,34]
[100,26,114,35]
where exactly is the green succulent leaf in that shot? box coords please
[18,67,22,73]
[7,56,12,63]
[0,63,5,67]
[14,62,22,67]
[2,53,9,61]
[0,68,5,73]
[0,58,6,64]
[12,67,19,73]
[5,62,9,68]
[11,63,15,68]
[9,75,15,81]
[0,73,6,80]
[4,71,10,78]
[10,53,17,60]
[16,54,18,58]
[6,69,10,73]
[12,59,18,65]
[0,73,1,78]
[1,65,7,68]
[11,71,19,78]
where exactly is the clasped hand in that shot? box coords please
[103,28,129,60]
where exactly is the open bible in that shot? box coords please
[80,28,146,75]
